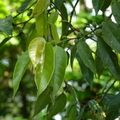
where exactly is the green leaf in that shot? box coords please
[88,100,106,120]
[106,93,120,120]
[92,0,105,15]
[33,86,53,117]
[28,37,46,68]
[48,12,58,24]
[0,37,11,47]
[18,0,32,12]
[13,51,30,97]
[102,20,120,53]
[19,32,27,51]
[97,37,120,80]
[66,102,77,120]
[47,93,67,119]
[112,1,120,25]
[37,42,54,95]
[77,41,96,73]
[49,46,67,94]
[95,49,104,78]
[32,0,50,17]
[0,16,13,35]
[26,25,39,48]
[76,53,93,88]
[66,84,78,102]
[101,0,112,12]
[77,105,87,120]
[35,12,48,37]
[55,0,64,9]
[70,44,77,69]
[60,3,68,35]
[50,24,60,43]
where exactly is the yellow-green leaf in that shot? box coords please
[33,0,50,17]
[37,42,54,96]
[28,37,46,68]
[51,24,60,43]
[35,12,48,37]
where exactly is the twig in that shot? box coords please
[69,0,79,23]
[100,79,117,103]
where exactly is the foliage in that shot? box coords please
[0,0,120,120]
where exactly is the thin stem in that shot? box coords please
[69,0,79,23]
[100,79,117,103]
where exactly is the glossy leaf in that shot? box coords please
[77,41,96,73]
[13,51,30,97]
[0,16,13,35]
[102,20,120,53]
[106,93,120,120]
[112,1,120,24]
[76,53,93,88]
[33,0,50,17]
[37,43,54,95]
[33,86,53,117]
[18,0,32,12]
[49,46,67,94]
[97,37,120,80]
[47,93,67,119]
[28,37,46,68]
[35,12,47,37]
[92,0,105,15]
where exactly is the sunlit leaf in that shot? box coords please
[35,12,48,37]
[77,41,96,73]
[106,93,120,120]
[102,20,120,53]
[49,46,67,94]
[28,37,46,68]
[13,51,30,97]
[112,1,120,25]
[47,93,67,119]
[33,86,53,117]
[92,0,105,15]
[0,16,13,35]
[18,0,32,12]
[97,37,120,80]
[37,42,54,95]
[48,12,58,24]
[51,24,60,43]
[33,0,50,17]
